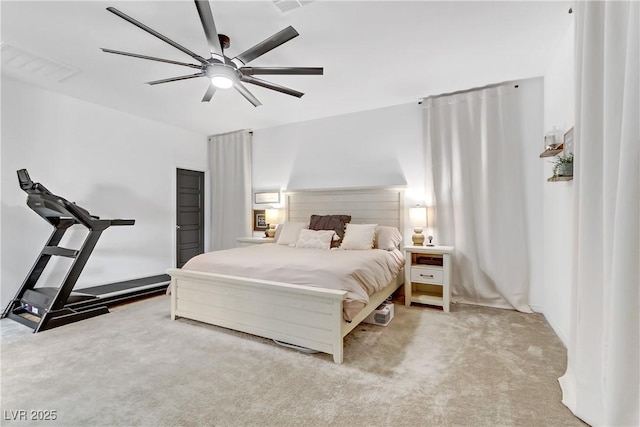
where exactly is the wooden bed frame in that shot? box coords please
[167,187,405,363]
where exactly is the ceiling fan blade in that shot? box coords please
[194,0,224,60]
[107,7,208,65]
[146,73,205,85]
[101,48,203,70]
[201,83,217,102]
[241,75,304,98]
[233,26,299,66]
[240,67,323,76]
[234,81,262,107]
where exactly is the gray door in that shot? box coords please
[176,169,205,268]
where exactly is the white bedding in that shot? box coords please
[182,244,405,321]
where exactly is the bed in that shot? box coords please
[167,188,405,363]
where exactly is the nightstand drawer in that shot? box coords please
[410,266,443,284]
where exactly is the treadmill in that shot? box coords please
[2,169,169,332]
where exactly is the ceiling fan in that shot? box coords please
[102,0,323,107]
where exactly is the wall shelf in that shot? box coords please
[540,146,564,158]
[547,175,573,182]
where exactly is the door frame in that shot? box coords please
[172,164,209,268]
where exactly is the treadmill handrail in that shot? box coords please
[18,169,135,230]
[110,219,135,226]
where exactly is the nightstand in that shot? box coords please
[404,245,454,312]
[236,237,275,247]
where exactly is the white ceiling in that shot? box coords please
[1,0,572,135]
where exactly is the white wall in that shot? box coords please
[516,78,546,310]
[253,102,424,191]
[252,102,425,238]
[1,78,208,307]
[542,21,575,345]
[252,84,546,309]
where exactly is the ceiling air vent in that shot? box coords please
[1,42,79,82]
[272,0,313,13]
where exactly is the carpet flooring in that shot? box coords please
[0,295,585,426]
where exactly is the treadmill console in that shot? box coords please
[17,169,52,195]
[17,169,33,191]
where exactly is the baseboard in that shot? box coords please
[529,304,544,313]
[451,297,513,311]
[542,312,569,348]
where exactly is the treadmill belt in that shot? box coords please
[79,274,170,296]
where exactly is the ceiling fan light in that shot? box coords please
[211,75,234,89]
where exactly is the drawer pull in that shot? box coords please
[420,274,434,278]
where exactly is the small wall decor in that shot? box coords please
[552,153,574,177]
[253,209,267,231]
[563,127,574,155]
[254,191,280,204]
[543,126,563,150]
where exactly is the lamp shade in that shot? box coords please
[409,206,427,227]
[427,206,436,228]
[265,208,280,224]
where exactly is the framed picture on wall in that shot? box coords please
[254,191,280,204]
[564,127,574,155]
[253,210,267,231]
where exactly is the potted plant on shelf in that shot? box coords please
[552,153,574,177]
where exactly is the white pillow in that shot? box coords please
[276,222,307,246]
[339,223,378,250]
[273,223,283,241]
[295,229,336,250]
[374,226,403,250]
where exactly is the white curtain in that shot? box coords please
[209,130,252,251]
[559,2,639,425]
[423,85,531,312]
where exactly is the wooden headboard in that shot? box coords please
[285,187,404,230]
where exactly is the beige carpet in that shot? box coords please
[0,295,584,426]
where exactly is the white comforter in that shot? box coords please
[182,244,405,320]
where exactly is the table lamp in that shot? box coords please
[409,206,427,246]
[265,208,280,238]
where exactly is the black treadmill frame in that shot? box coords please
[2,169,167,332]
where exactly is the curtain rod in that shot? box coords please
[208,128,253,138]
[418,77,530,104]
